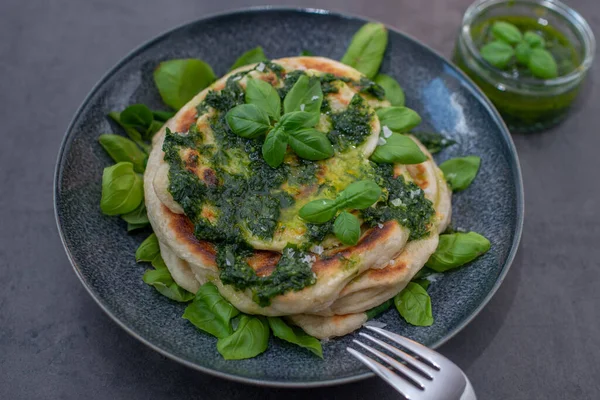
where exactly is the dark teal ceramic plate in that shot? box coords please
[54,7,524,387]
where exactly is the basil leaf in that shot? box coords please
[376,107,422,133]
[100,162,143,216]
[300,50,314,56]
[374,74,405,106]
[136,233,160,263]
[515,41,532,65]
[333,211,361,245]
[120,104,153,132]
[183,282,240,338]
[122,202,149,226]
[217,315,270,360]
[394,282,433,326]
[299,199,338,224]
[98,134,147,173]
[229,46,266,71]
[528,48,558,79]
[491,21,522,44]
[336,180,382,210]
[262,127,288,168]
[426,232,490,272]
[143,254,194,302]
[366,298,393,319]
[127,222,149,232]
[153,59,216,110]
[147,120,164,138]
[152,110,176,122]
[341,22,388,79]
[524,31,545,48]
[288,129,334,161]
[411,131,455,154]
[278,111,317,132]
[413,278,431,290]
[283,75,323,118]
[108,112,150,153]
[480,41,515,69]
[245,78,281,120]
[439,156,481,191]
[371,133,427,164]
[226,104,271,138]
[267,317,323,358]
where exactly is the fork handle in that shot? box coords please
[460,373,477,400]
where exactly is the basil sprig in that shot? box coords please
[394,282,433,326]
[341,22,388,79]
[229,46,267,71]
[283,75,323,120]
[299,180,381,246]
[100,162,144,216]
[154,59,216,110]
[268,317,323,358]
[245,78,281,120]
[439,156,481,191]
[426,232,491,272]
[183,282,240,338]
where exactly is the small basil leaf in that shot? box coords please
[365,298,393,319]
[278,111,317,131]
[152,110,176,122]
[298,199,338,224]
[183,282,241,338]
[480,41,515,69]
[528,48,558,79]
[229,46,267,71]
[439,156,481,191]
[217,315,270,360]
[267,317,323,358]
[300,50,314,56]
[394,282,433,326]
[120,104,153,132]
[226,104,271,138]
[333,211,361,245]
[341,22,388,79]
[524,31,545,48]
[143,254,195,302]
[515,41,532,65]
[127,222,149,232]
[98,134,147,173]
[370,133,427,164]
[288,129,334,161]
[136,233,160,263]
[374,74,405,106]
[411,131,455,154]
[336,180,382,210]
[147,120,164,138]
[491,21,523,44]
[108,112,150,153]
[413,278,431,290]
[283,75,323,118]
[262,127,288,168]
[376,107,422,133]
[121,202,149,226]
[245,78,281,120]
[153,59,216,110]
[100,162,143,216]
[426,232,491,272]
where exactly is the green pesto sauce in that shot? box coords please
[328,94,374,151]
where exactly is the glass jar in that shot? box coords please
[453,0,595,133]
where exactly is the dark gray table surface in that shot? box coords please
[1,0,599,398]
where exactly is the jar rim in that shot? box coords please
[461,0,595,88]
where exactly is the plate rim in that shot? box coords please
[54,5,524,388]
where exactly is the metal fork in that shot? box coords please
[347,326,476,400]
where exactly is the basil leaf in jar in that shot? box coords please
[229,46,267,71]
[480,41,515,69]
[121,202,149,228]
[287,129,334,161]
[394,282,433,326]
[120,104,153,133]
[376,107,422,133]
[336,180,382,210]
[267,317,323,358]
[226,104,272,138]
[217,315,270,360]
[524,31,545,48]
[98,134,147,173]
[153,59,216,110]
[491,21,523,45]
[183,282,241,338]
[366,298,393,319]
[374,74,405,106]
[245,78,281,120]
[135,233,160,263]
[515,41,532,65]
[425,232,491,272]
[262,126,288,168]
[283,74,323,118]
[439,156,481,191]
[143,255,195,302]
[341,22,388,79]
[299,199,338,224]
[528,48,558,79]
[370,133,427,164]
[278,111,317,131]
[333,211,361,245]
[100,162,144,216]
